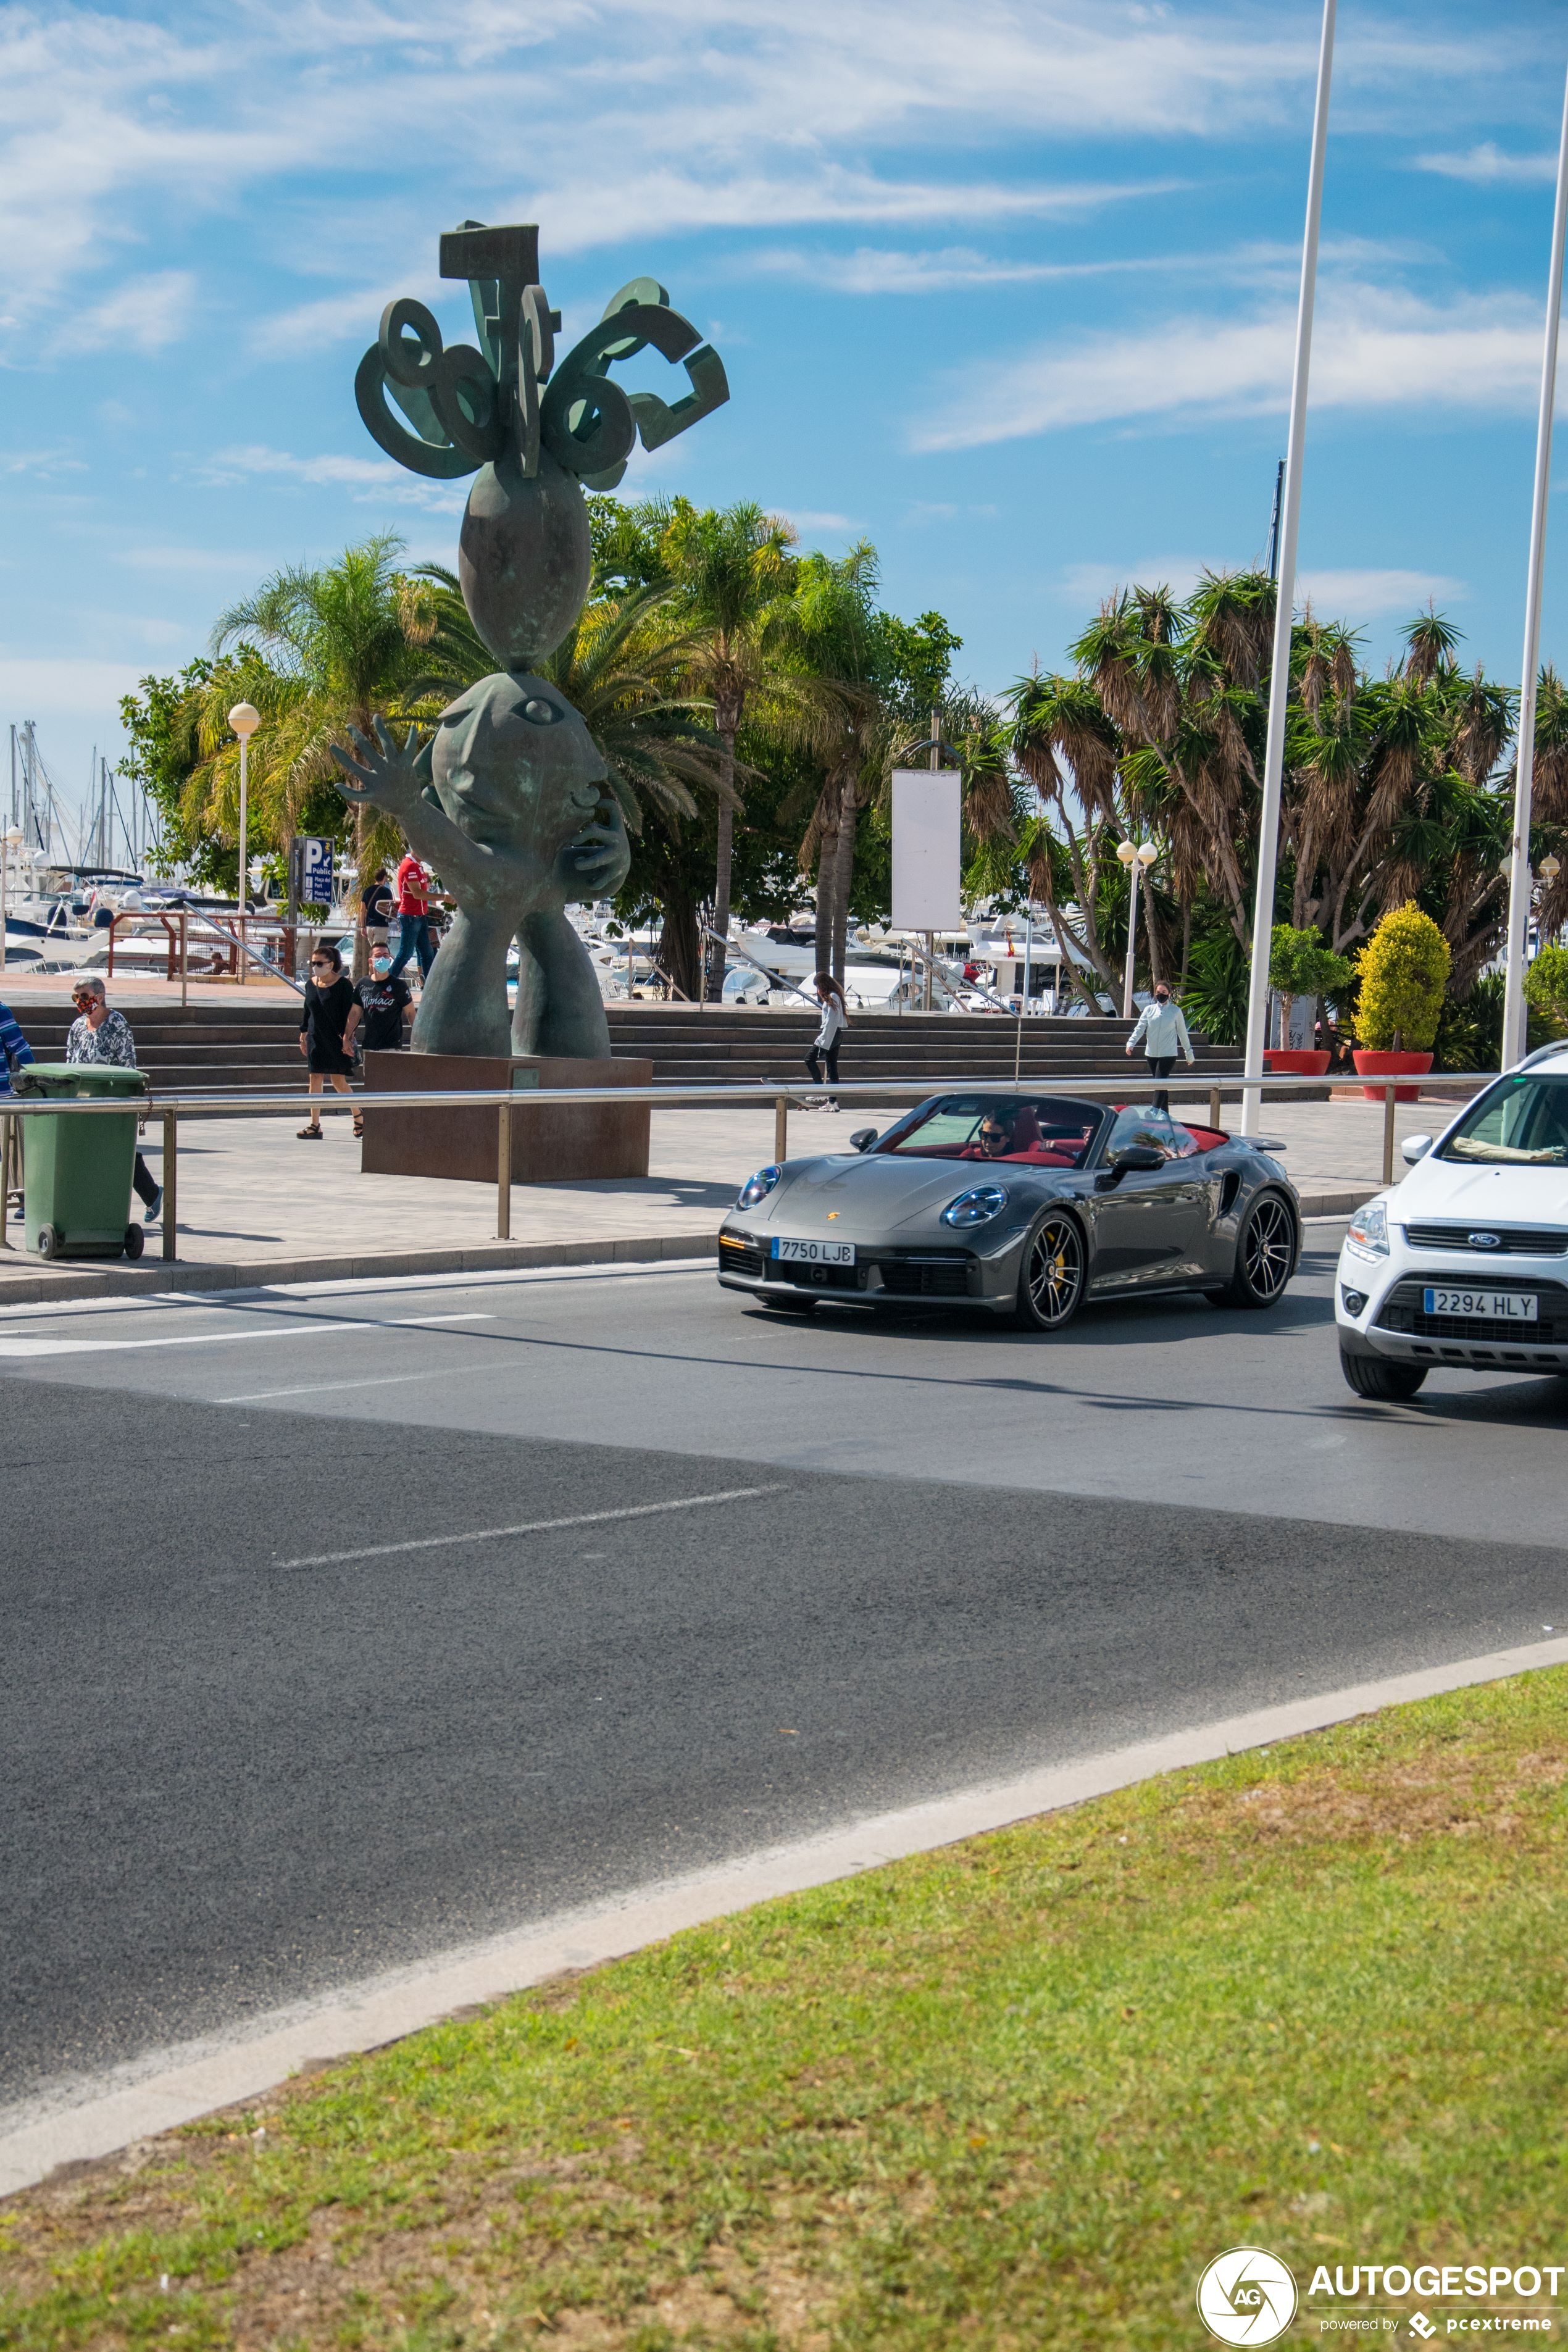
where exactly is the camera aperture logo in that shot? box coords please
[1198,2247,1300,2345]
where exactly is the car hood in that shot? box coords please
[1395,1156,1568,1224]
[755,1153,1015,1239]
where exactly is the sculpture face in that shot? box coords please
[430,672,611,883]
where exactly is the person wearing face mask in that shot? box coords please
[344,945,414,1067]
[1125,982,1194,1112]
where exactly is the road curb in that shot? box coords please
[4,1630,1567,2201]
[0,1230,719,1307]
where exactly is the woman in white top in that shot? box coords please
[806,971,848,1111]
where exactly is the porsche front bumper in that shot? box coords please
[717,1225,1018,1312]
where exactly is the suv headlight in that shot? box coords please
[737,1164,783,1209]
[941,1185,1008,1229]
[1344,1197,1390,1260]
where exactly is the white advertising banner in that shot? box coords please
[890,769,962,930]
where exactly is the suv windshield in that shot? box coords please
[1438,1074,1568,1164]
[874,1095,1103,1166]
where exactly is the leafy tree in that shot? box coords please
[1267,923,1357,1048]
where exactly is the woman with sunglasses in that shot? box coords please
[298,943,360,1138]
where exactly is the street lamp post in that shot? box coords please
[1241,0,1338,1132]
[228,704,261,938]
[1502,56,1568,1070]
[1117,840,1159,1018]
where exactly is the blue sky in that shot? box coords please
[6,0,1568,830]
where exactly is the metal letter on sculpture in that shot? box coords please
[338,221,729,1065]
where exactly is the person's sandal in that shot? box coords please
[352,1114,364,1138]
[297,1124,322,1139]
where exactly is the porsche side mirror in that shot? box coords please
[1400,1133,1433,1165]
[848,1127,878,1153]
[1097,1144,1165,1190]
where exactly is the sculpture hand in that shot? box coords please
[557,813,631,899]
[331,717,433,821]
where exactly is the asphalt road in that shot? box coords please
[4,1232,1567,2117]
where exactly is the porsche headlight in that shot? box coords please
[941,1185,1009,1229]
[737,1164,783,1209]
[1344,1196,1390,1260]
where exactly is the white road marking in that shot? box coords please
[0,1311,491,1359]
[278,1484,788,1569]
[219,1370,464,1404]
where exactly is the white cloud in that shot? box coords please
[913,278,1552,451]
[115,546,273,576]
[1055,557,1223,604]
[1413,142,1557,186]
[0,448,85,477]
[198,445,468,512]
[0,0,1523,333]
[1296,567,1466,620]
[782,509,855,534]
[0,654,148,715]
[51,270,195,356]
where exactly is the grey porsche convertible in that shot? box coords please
[717,1091,1299,1330]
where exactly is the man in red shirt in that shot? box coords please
[387,849,437,982]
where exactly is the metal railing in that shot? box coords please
[0,1068,1496,1270]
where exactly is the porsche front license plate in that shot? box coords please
[772,1237,854,1266]
[1424,1287,1538,1322]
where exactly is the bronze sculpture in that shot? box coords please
[334,222,728,1058]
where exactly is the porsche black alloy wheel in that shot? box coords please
[1340,1348,1427,1401]
[1226,1191,1295,1307]
[1014,1212,1086,1332]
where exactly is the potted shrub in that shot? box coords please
[1352,901,1451,1099]
[1264,924,1357,1074]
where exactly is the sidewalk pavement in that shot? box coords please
[0,1092,1440,1310]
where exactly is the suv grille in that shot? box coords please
[1404,1223,1568,1256]
[1375,1274,1568,1343]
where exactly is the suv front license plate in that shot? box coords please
[1424,1287,1538,1322]
[772,1237,854,1266]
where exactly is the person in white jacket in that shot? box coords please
[806,972,848,1110]
[1125,983,1194,1111]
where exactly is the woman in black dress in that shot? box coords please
[298,943,360,1138]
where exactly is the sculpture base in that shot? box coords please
[361,1052,653,1183]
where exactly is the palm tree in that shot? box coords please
[194,535,437,964]
[786,545,893,983]
[647,500,801,996]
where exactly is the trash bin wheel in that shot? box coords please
[36,1224,61,1258]
[124,1225,144,1260]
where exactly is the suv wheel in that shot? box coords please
[1340,1349,1427,1401]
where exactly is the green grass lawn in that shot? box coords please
[5,1670,1568,2351]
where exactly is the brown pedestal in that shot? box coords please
[361,1052,653,1183]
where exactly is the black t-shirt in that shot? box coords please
[361,880,394,925]
[301,975,355,1046]
[354,974,411,1052]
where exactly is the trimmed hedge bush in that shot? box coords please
[1354,902,1451,1052]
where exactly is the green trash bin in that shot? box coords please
[13,1062,149,1260]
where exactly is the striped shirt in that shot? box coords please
[0,1001,34,1096]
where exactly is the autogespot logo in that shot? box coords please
[1197,2247,1300,2345]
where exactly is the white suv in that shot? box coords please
[1336,1047,1568,1399]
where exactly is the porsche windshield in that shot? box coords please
[1439,1074,1568,1165]
[875,1095,1103,1166]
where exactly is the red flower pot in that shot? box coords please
[1263,1049,1332,1077]
[1353,1048,1433,1103]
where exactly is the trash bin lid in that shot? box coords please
[17,1062,148,1098]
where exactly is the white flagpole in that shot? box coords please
[1240,0,1337,1135]
[1501,58,1568,1072]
